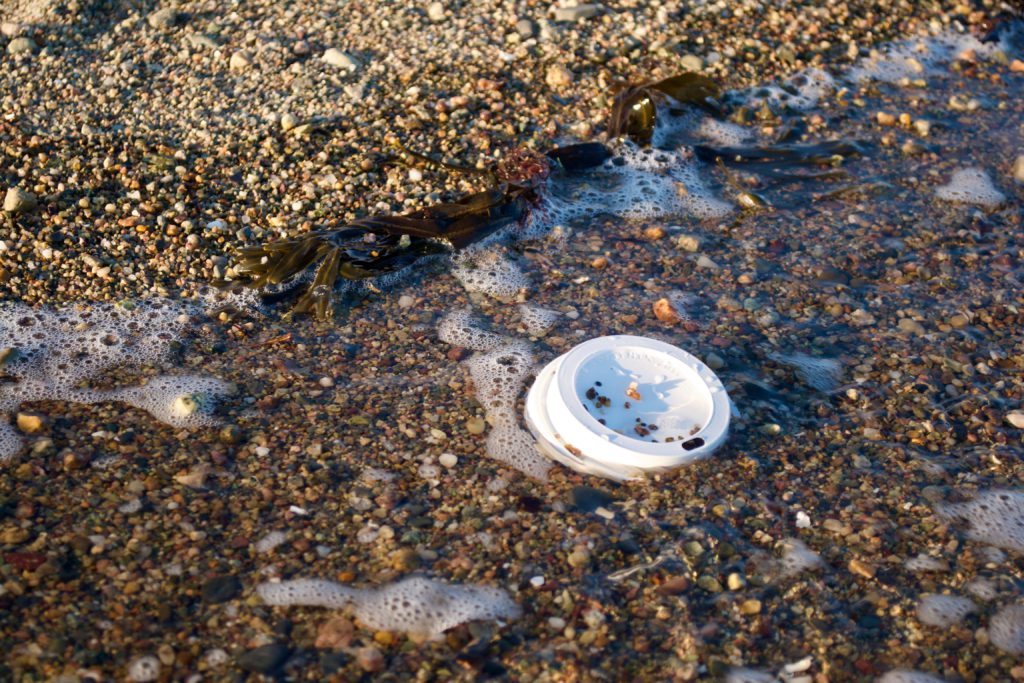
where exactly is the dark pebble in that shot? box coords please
[571,486,616,513]
[201,575,241,604]
[320,651,347,675]
[238,643,291,674]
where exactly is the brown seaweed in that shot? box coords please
[607,72,721,145]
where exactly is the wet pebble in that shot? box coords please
[1013,154,1024,183]
[201,575,241,604]
[546,64,573,87]
[6,36,35,54]
[552,4,602,22]
[323,48,359,70]
[3,187,36,213]
[147,7,179,29]
[571,486,615,512]
[237,643,290,674]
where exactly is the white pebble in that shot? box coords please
[439,453,458,468]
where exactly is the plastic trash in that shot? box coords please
[524,335,730,480]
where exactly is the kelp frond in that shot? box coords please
[607,72,721,145]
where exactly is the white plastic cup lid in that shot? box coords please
[524,335,731,480]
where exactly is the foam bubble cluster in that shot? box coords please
[935,490,1024,552]
[849,31,1004,83]
[989,603,1024,655]
[258,576,521,639]
[126,655,161,683]
[934,168,1006,207]
[0,299,232,462]
[518,304,560,337]
[877,671,946,683]
[451,249,530,300]
[437,309,551,480]
[916,594,977,627]
[729,68,835,111]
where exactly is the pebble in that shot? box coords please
[237,643,290,674]
[186,34,219,50]
[147,8,179,29]
[1006,412,1024,429]
[740,599,762,615]
[567,548,591,568]
[1,22,24,37]
[848,559,876,579]
[898,318,926,336]
[322,48,359,70]
[465,417,486,434]
[356,646,385,672]
[201,575,241,603]
[653,297,682,324]
[571,486,615,512]
[515,18,535,39]
[6,37,35,55]
[280,113,298,131]
[229,50,253,71]
[705,352,725,370]
[552,4,603,22]
[427,2,446,22]
[3,187,36,214]
[697,575,723,593]
[545,64,574,87]
[727,573,745,590]
[676,234,702,252]
[680,54,703,71]
[1013,154,1024,184]
[397,294,415,308]
[16,412,45,433]
[439,452,458,468]
[315,616,354,649]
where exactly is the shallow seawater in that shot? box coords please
[3,25,1024,683]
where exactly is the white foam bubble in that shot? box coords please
[849,31,1004,83]
[989,603,1024,655]
[916,594,977,627]
[258,576,521,638]
[451,249,530,300]
[729,68,835,111]
[437,308,508,351]
[935,168,1006,207]
[903,553,948,573]
[877,671,947,683]
[935,490,1024,552]
[0,298,231,463]
[518,304,560,337]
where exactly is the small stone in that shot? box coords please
[876,111,896,126]
[727,573,745,590]
[391,547,421,571]
[653,298,682,324]
[656,576,690,595]
[644,226,666,241]
[201,575,241,604]
[676,233,702,252]
[849,559,876,579]
[680,54,703,71]
[683,541,704,557]
[147,7,179,29]
[6,36,35,54]
[229,50,253,71]
[571,486,615,512]
[465,417,486,435]
[316,616,354,649]
[4,187,37,213]
[515,18,535,38]
[280,113,298,131]
[0,526,30,544]
[552,4,602,22]
[567,548,590,568]
[356,646,384,673]
[238,643,290,674]
[219,424,243,444]
[1012,155,1024,184]
[1006,412,1024,429]
[590,256,609,269]
[705,353,725,370]
[697,575,723,593]
[16,412,45,434]
[740,599,762,615]
[1010,59,1024,73]
[545,64,573,88]
[898,318,926,336]
[323,48,358,70]
[427,1,446,22]
[439,453,458,468]
[186,34,219,50]
[913,119,931,136]
[397,294,415,308]
[1,22,24,37]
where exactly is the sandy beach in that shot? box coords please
[2,0,1024,681]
